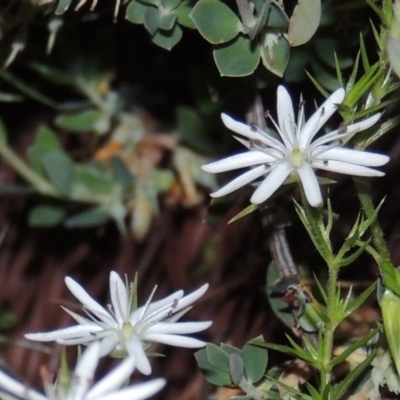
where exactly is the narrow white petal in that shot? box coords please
[0,371,46,400]
[317,148,389,167]
[210,165,268,197]
[173,284,209,313]
[300,88,345,149]
[130,291,184,325]
[313,160,385,177]
[126,336,152,375]
[65,277,106,316]
[297,164,323,207]
[344,113,381,135]
[109,271,129,323]
[144,333,206,348]
[75,343,100,383]
[25,324,101,342]
[147,321,212,335]
[221,113,285,151]
[97,379,165,400]
[98,336,119,357]
[250,163,292,204]
[88,357,136,399]
[68,343,100,400]
[277,86,296,148]
[201,151,275,173]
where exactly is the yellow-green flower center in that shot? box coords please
[289,148,304,169]
[122,321,134,340]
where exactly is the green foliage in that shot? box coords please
[195,340,268,388]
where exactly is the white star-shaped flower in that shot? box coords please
[0,342,165,400]
[25,272,211,376]
[202,86,389,207]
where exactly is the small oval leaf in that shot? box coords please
[190,0,242,44]
[152,24,183,50]
[288,0,321,47]
[213,34,260,77]
[260,34,290,77]
[29,204,66,227]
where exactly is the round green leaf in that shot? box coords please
[206,344,230,372]
[242,344,268,383]
[126,0,148,24]
[288,0,321,47]
[161,0,181,10]
[190,0,242,44]
[260,33,290,77]
[195,349,232,386]
[213,35,260,77]
[266,2,289,29]
[29,204,66,227]
[152,24,183,50]
[43,151,75,195]
[144,7,162,36]
[229,353,244,386]
[159,13,177,31]
[175,0,196,29]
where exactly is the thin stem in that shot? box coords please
[320,264,338,393]
[0,144,58,196]
[353,177,391,264]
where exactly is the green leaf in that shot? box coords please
[29,204,66,227]
[260,34,290,77]
[228,204,259,224]
[242,343,268,383]
[152,25,183,50]
[159,13,177,30]
[65,208,109,228]
[333,351,376,399]
[144,7,161,35]
[0,117,7,145]
[55,0,74,14]
[55,109,110,134]
[195,348,232,386]
[126,0,148,24]
[381,289,400,375]
[213,35,260,77]
[229,352,244,385]
[329,327,380,368]
[73,164,115,193]
[190,0,242,44]
[345,282,376,318]
[111,157,134,188]
[206,343,230,372]
[28,125,62,174]
[29,62,74,86]
[175,0,197,29]
[162,0,181,10]
[288,0,321,47]
[265,2,289,29]
[0,70,57,109]
[43,151,75,195]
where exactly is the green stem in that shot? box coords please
[353,177,391,264]
[320,263,339,392]
[0,144,59,196]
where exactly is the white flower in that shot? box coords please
[25,272,211,376]
[0,342,165,400]
[202,86,389,207]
